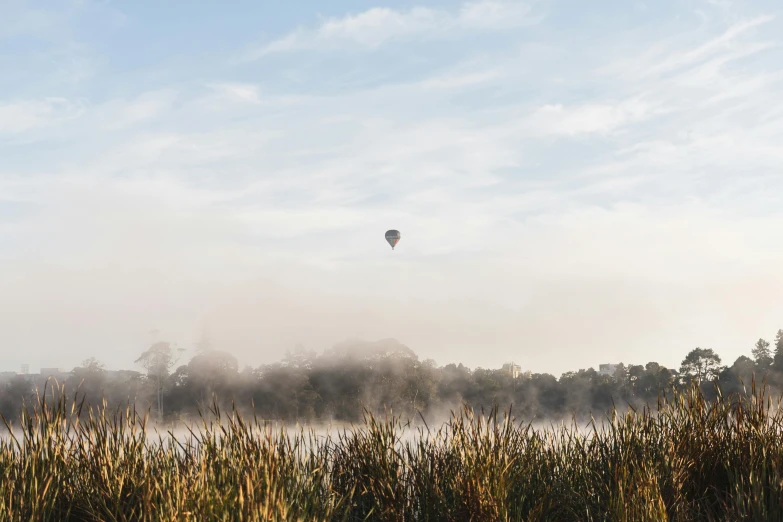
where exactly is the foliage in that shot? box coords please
[5,334,783,428]
[679,348,722,384]
[752,339,773,369]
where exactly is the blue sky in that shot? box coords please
[1,0,783,375]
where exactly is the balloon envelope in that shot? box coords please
[385,229,401,249]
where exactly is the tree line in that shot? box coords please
[2,331,783,426]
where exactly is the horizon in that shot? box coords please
[0,335,753,378]
[2,0,783,376]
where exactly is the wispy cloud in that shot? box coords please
[0,98,86,135]
[601,14,777,81]
[243,0,540,59]
[207,83,262,104]
[518,97,663,136]
[96,89,178,130]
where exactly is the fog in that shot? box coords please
[2,200,783,376]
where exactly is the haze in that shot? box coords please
[1,0,782,376]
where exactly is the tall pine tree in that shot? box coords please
[773,330,783,371]
[752,338,773,369]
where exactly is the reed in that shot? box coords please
[2,379,782,521]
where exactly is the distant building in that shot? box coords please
[598,363,618,376]
[107,370,142,381]
[502,362,522,379]
[0,371,18,381]
[40,368,71,380]
[40,367,68,375]
[21,364,29,375]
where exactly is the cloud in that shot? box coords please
[600,14,776,81]
[0,98,86,135]
[244,1,539,59]
[207,83,262,104]
[97,89,178,130]
[458,0,538,28]
[519,98,663,136]
[416,69,505,90]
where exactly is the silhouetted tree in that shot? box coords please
[0,377,34,426]
[773,330,783,372]
[8,333,783,427]
[680,348,722,383]
[751,338,772,369]
[135,342,184,420]
[66,357,107,410]
[188,349,239,410]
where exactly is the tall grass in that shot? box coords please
[2,379,783,521]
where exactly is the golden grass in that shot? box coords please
[2,379,783,521]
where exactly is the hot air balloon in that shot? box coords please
[385,229,401,250]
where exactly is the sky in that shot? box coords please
[1,0,783,376]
